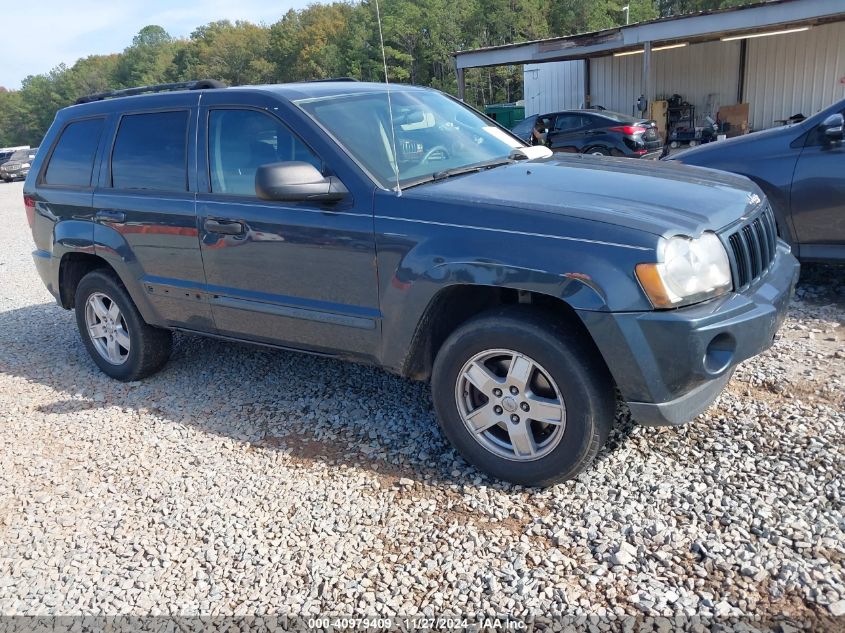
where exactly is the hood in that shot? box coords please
[669,123,797,164]
[405,154,762,237]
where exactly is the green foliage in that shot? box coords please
[0,0,754,146]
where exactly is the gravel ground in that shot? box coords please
[0,181,843,627]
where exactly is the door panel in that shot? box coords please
[196,96,380,359]
[548,114,590,152]
[791,116,845,246]
[93,191,209,328]
[92,104,212,330]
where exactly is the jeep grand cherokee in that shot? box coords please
[24,80,799,486]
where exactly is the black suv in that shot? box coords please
[25,80,798,486]
[1,147,39,182]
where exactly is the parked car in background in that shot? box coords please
[512,109,662,158]
[1,147,39,182]
[0,145,29,168]
[25,80,798,486]
[668,98,845,263]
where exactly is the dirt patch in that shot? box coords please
[256,432,536,540]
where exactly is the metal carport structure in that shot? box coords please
[453,0,845,130]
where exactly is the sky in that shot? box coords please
[1,0,314,89]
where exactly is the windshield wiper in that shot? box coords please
[432,158,513,181]
[401,158,513,190]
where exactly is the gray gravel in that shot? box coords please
[0,181,843,624]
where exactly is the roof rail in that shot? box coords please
[75,79,227,105]
[302,77,359,83]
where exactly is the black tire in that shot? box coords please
[74,269,172,381]
[586,147,610,156]
[431,307,615,487]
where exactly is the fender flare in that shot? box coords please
[379,259,612,376]
[89,222,164,326]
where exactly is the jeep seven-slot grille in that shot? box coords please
[725,205,777,291]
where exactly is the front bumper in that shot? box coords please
[1,169,27,181]
[578,243,800,426]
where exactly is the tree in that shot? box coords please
[188,21,274,85]
[268,4,354,82]
[656,0,756,17]
[114,25,176,87]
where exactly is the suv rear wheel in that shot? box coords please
[74,270,172,381]
[432,307,614,487]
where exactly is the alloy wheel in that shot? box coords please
[454,349,566,461]
[85,292,131,365]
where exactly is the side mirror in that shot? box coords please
[255,162,348,203]
[821,113,844,142]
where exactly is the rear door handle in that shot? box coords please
[204,219,245,235]
[95,210,126,223]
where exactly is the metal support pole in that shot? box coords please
[642,41,653,115]
[583,58,591,108]
[456,66,466,102]
[737,39,747,103]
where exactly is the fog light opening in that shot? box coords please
[704,332,736,375]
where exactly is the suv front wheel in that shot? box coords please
[432,307,614,487]
[74,270,172,381]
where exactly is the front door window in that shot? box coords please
[208,109,322,197]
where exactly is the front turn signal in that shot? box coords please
[635,263,675,309]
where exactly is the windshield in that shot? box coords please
[294,89,525,189]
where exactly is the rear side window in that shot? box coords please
[111,111,188,191]
[44,119,104,187]
[554,114,587,131]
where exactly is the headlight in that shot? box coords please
[21,162,30,168]
[636,232,732,309]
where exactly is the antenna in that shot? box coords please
[374,0,402,196]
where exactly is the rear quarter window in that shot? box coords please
[111,111,188,191]
[44,118,105,187]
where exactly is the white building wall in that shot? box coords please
[589,53,642,116]
[590,40,740,120]
[652,40,741,122]
[744,21,845,130]
[523,61,585,116]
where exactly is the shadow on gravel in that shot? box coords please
[794,262,845,311]
[0,299,470,484]
[1,263,839,490]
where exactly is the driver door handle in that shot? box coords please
[204,219,245,235]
